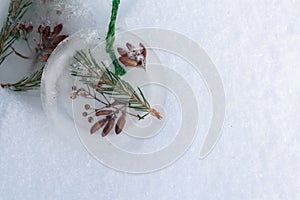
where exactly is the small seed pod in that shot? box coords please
[90,119,107,134]
[96,110,113,116]
[115,115,126,135]
[102,118,115,137]
[82,112,88,117]
[84,104,90,110]
[88,117,94,123]
[70,92,77,99]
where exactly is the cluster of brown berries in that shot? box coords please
[36,24,68,62]
[83,103,127,137]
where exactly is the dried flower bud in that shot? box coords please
[115,115,126,134]
[84,104,90,110]
[102,118,115,137]
[52,35,67,45]
[96,110,113,116]
[88,117,94,123]
[52,24,63,35]
[82,112,88,117]
[119,57,138,67]
[90,119,107,134]
[70,92,77,99]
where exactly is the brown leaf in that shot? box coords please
[119,57,138,67]
[52,35,68,45]
[117,48,128,57]
[90,119,107,134]
[115,115,126,135]
[102,118,115,137]
[95,110,113,116]
[52,24,63,35]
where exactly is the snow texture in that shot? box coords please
[0,0,299,199]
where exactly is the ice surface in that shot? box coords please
[0,0,300,199]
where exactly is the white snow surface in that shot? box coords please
[0,0,300,199]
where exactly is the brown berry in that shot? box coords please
[84,104,90,110]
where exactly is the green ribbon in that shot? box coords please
[105,0,126,76]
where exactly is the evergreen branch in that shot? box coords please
[105,0,126,76]
[1,65,44,91]
[71,50,162,120]
[0,0,32,64]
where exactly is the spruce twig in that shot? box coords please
[1,23,68,92]
[71,50,162,120]
[1,65,44,91]
[0,0,32,64]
